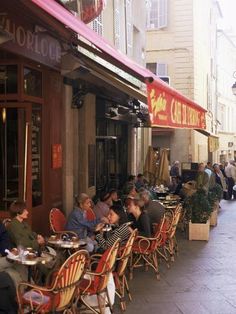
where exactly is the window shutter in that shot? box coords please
[156,63,167,76]
[125,0,133,56]
[157,0,168,29]
[114,0,121,50]
[92,13,103,36]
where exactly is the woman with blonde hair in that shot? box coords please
[66,193,108,251]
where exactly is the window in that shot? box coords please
[146,62,157,74]
[92,13,103,36]
[125,0,133,56]
[146,62,168,76]
[0,65,18,94]
[23,67,42,98]
[146,0,168,29]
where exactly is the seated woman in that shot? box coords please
[95,205,131,251]
[8,201,45,251]
[66,193,108,251]
[126,196,152,237]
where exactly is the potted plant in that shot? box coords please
[184,189,212,241]
[208,184,223,226]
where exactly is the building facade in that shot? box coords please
[146,0,221,164]
[216,30,236,163]
[0,0,151,233]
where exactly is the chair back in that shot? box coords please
[52,249,88,310]
[168,204,182,239]
[49,208,66,232]
[94,238,120,292]
[116,229,137,277]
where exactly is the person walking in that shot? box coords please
[225,160,236,199]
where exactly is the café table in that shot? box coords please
[47,237,86,250]
[6,249,54,282]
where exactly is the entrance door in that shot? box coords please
[0,104,31,214]
[96,137,119,192]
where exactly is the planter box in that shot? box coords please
[210,209,218,226]
[189,220,210,241]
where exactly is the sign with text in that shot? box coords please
[52,144,62,169]
[0,11,61,69]
[147,81,206,129]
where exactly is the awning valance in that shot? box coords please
[25,0,207,130]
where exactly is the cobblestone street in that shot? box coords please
[125,200,236,314]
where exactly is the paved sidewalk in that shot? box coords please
[124,200,236,314]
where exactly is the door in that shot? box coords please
[96,137,118,192]
[0,104,31,214]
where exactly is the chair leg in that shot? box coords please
[105,287,114,313]
[97,293,106,314]
[124,275,132,301]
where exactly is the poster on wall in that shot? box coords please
[52,144,62,169]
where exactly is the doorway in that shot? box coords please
[0,104,31,212]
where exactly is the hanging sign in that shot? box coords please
[147,81,206,129]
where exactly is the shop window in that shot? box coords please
[24,67,42,98]
[146,0,168,30]
[32,104,42,207]
[0,65,18,94]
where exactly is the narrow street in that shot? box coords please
[126,201,236,314]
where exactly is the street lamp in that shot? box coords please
[232,72,236,96]
[232,82,236,96]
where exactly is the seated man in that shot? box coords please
[139,189,165,227]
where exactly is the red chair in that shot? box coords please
[49,208,66,233]
[113,229,138,311]
[77,239,120,314]
[17,250,89,313]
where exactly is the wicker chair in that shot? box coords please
[77,239,120,314]
[165,204,182,262]
[113,229,138,311]
[17,249,88,314]
[129,217,166,281]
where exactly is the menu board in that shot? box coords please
[32,105,42,207]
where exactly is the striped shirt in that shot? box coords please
[95,224,131,251]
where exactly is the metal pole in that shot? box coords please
[23,122,29,202]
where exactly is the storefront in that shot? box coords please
[0,4,63,233]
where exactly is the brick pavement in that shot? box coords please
[123,200,236,314]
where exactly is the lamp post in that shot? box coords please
[232,72,236,96]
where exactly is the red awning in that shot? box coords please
[28,0,207,130]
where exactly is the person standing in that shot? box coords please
[196,163,209,193]
[213,164,227,199]
[170,161,180,177]
[225,160,236,199]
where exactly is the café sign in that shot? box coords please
[147,81,206,129]
[0,12,61,69]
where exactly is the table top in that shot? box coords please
[47,239,86,249]
[6,251,53,266]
